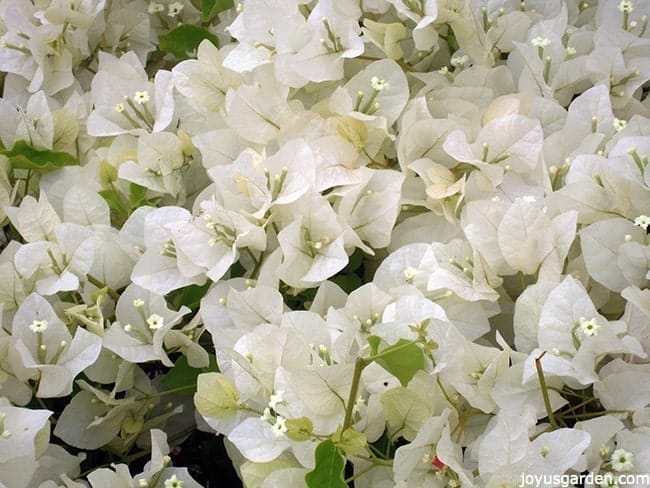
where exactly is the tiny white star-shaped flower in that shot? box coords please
[403,266,419,282]
[633,215,650,230]
[272,416,288,437]
[29,320,49,333]
[450,54,469,67]
[370,76,390,92]
[146,313,164,330]
[268,390,284,409]
[134,91,150,104]
[261,407,274,422]
[611,448,634,472]
[147,2,164,13]
[618,1,634,13]
[531,36,551,48]
[164,474,184,488]
[579,317,600,337]
[168,1,184,17]
[613,118,627,132]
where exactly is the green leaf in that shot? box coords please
[367,335,381,355]
[346,249,364,272]
[169,281,212,311]
[305,440,346,488]
[368,336,424,387]
[99,160,118,186]
[202,0,233,22]
[3,140,78,170]
[330,273,362,294]
[162,354,218,394]
[98,188,129,227]
[159,24,219,60]
[129,183,148,207]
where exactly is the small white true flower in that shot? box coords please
[168,1,184,17]
[29,319,49,333]
[134,91,150,104]
[146,313,164,330]
[147,1,164,13]
[164,474,184,488]
[133,298,145,308]
[633,215,650,230]
[613,118,627,132]
[579,317,600,337]
[268,390,284,409]
[114,103,125,113]
[618,1,634,13]
[272,416,288,437]
[370,76,390,91]
[403,266,419,282]
[124,324,133,332]
[566,46,577,56]
[261,407,274,422]
[450,54,470,67]
[531,36,551,47]
[624,234,633,242]
[138,479,148,488]
[611,448,634,471]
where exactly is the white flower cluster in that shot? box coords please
[0,0,648,486]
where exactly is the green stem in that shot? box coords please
[547,385,588,399]
[144,384,196,398]
[564,409,631,420]
[345,463,377,483]
[343,357,368,430]
[243,248,262,279]
[558,397,599,416]
[535,351,558,429]
[239,405,265,416]
[86,274,120,301]
[354,454,393,466]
